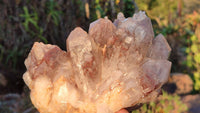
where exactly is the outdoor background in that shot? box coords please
[0,0,200,113]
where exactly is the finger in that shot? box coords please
[115,109,129,113]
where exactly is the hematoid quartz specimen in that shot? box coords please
[23,11,171,113]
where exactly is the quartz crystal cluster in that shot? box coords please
[23,11,171,113]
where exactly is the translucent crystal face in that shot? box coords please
[23,11,171,113]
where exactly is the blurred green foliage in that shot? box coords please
[20,6,47,43]
[135,0,178,27]
[185,11,200,92]
[123,0,135,17]
[46,0,62,26]
[186,35,200,86]
[132,90,188,113]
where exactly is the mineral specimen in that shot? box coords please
[23,11,171,113]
